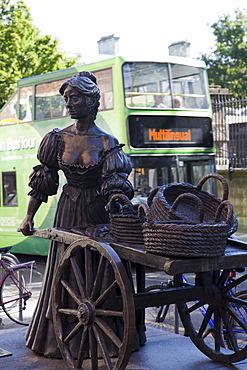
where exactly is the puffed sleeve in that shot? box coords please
[28,130,60,202]
[101,146,134,200]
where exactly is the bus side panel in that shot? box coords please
[0,121,65,255]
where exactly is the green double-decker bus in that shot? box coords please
[0,55,215,255]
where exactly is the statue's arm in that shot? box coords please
[17,196,42,236]
[101,148,134,201]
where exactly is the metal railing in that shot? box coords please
[212,96,247,170]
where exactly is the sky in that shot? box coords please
[12,0,247,60]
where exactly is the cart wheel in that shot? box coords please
[223,290,247,351]
[52,238,136,370]
[178,270,247,363]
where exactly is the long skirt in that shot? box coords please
[26,186,110,357]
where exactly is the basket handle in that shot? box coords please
[138,203,152,223]
[196,173,229,200]
[147,186,160,207]
[215,200,233,224]
[170,193,204,223]
[108,193,135,215]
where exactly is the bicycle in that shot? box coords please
[0,248,20,279]
[0,246,43,325]
[145,268,247,349]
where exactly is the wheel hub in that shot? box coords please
[205,283,223,306]
[77,301,95,325]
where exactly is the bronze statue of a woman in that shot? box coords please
[18,71,134,357]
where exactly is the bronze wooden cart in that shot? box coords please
[33,227,247,369]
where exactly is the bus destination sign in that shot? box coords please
[128,115,213,149]
[146,128,202,143]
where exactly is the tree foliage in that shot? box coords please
[201,9,247,97]
[0,0,77,108]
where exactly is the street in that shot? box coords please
[1,238,247,369]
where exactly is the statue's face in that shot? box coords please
[63,86,88,119]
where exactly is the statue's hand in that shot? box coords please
[17,216,34,236]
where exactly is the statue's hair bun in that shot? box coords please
[76,71,97,85]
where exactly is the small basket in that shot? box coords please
[148,173,238,236]
[139,197,233,258]
[108,193,144,245]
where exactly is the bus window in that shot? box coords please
[123,62,209,110]
[19,85,33,122]
[2,172,17,207]
[191,162,213,192]
[123,62,172,108]
[130,156,215,204]
[130,156,180,200]
[34,68,113,120]
[170,162,187,183]
[35,78,69,120]
[170,64,209,109]
[0,92,18,122]
[94,68,113,110]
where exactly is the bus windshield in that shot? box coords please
[129,155,214,204]
[123,62,210,110]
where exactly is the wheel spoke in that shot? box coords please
[94,280,118,307]
[70,256,86,299]
[95,308,123,317]
[58,308,78,316]
[95,317,122,348]
[185,300,207,315]
[223,274,247,293]
[214,308,222,352]
[198,305,213,338]
[93,324,113,370]
[89,327,98,370]
[85,247,93,297]
[219,306,239,352]
[90,255,107,301]
[228,296,247,307]
[61,278,81,305]
[64,321,83,343]
[76,326,89,368]
[217,270,231,288]
[225,301,247,332]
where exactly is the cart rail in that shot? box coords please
[33,227,247,275]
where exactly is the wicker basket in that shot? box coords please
[108,193,144,245]
[139,197,233,258]
[148,173,238,236]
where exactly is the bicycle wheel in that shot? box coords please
[1,266,43,325]
[0,253,20,279]
[223,290,247,351]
